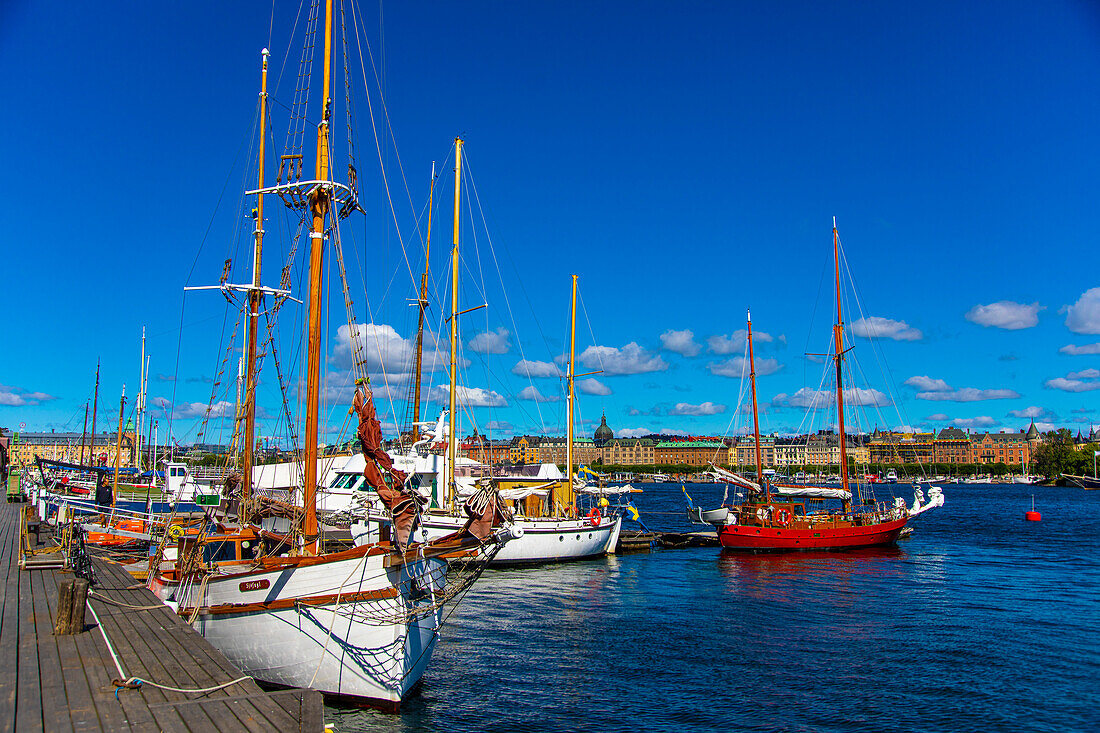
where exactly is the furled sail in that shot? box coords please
[770,484,852,501]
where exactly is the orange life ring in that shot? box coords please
[775,508,791,527]
[587,508,601,527]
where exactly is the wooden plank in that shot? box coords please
[29,569,71,733]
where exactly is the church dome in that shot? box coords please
[594,413,613,445]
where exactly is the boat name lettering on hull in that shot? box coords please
[239,579,270,592]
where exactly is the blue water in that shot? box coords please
[328,483,1099,732]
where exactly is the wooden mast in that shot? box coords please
[302,0,335,555]
[112,385,125,505]
[241,47,270,516]
[447,140,463,511]
[89,360,100,466]
[79,401,89,467]
[564,274,578,515]
[412,162,436,442]
[747,309,765,500]
[832,218,851,510]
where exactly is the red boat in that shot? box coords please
[717,501,907,551]
[716,221,909,552]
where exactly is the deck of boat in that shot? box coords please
[0,500,324,732]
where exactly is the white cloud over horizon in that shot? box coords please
[578,378,612,396]
[577,343,668,375]
[511,359,563,379]
[708,356,782,378]
[668,401,726,416]
[659,329,701,357]
[0,383,57,407]
[1064,287,1100,334]
[518,385,559,403]
[427,385,508,407]
[468,327,511,355]
[851,316,923,341]
[965,301,1042,330]
[1060,343,1100,355]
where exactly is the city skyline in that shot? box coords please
[1,1,1098,444]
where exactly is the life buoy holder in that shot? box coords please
[774,508,791,527]
[587,508,601,527]
[167,524,184,540]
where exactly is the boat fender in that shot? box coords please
[587,508,601,527]
[775,509,791,527]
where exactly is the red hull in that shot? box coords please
[718,515,908,551]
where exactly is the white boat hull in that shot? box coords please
[150,548,449,706]
[353,513,622,565]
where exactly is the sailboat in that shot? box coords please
[346,172,622,562]
[715,222,926,551]
[146,6,515,708]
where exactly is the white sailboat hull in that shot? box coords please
[353,513,623,565]
[149,548,449,706]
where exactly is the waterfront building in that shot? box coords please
[509,436,540,464]
[730,435,776,469]
[868,430,935,464]
[654,440,727,467]
[933,427,971,464]
[773,439,807,468]
[972,431,1033,466]
[1,428,139,468]
[601,437,655,466]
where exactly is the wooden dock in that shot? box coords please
[0,501,324,732]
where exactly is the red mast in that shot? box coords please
[747,309,765,500]
[832,218,851,510]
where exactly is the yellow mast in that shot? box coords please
[241,47,270,516]
[302,0,334,554]
[747,309,765,500]
[412,162,436,442]
[832,217,852,510]
[112,385,125,506]
[563,274,578,515]
[447,139,463,511]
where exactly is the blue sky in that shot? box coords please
[2,0,1099,447]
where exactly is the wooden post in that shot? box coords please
[54,578,89,635]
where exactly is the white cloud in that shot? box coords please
[1045,375,1100,393]
[708,357,782,378]
[511,359,563,379]
[0,383,57,406]
[617,427,652,438]
[1060,343,1100,355]
[965,301,1042,330]
[773,387,891,408]
[917,388,1021,402]
[1068,369,1100,380]
[1008,406,1056,419]
[577,343,668,375]
[851,316,923,341]
[659,329,701,357]
[333,323,459,376]
[926,413,949,421]
[659,428,689,436]
[706,330,775,355]
[668,401,726,416]
[578,378,612,396]
[487,420,514,433]
[468,327,511,355]
[427,385,507,407]
[1065,287,1100,334]
[954,416,997,429]
[904,375,951,392]
[518,385,559,403]
[171,400,237,419]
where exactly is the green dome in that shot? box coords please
[594,414,613,445]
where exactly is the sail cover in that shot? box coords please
[353,387,421,549]
[771,484,852,501]
[706,465,762,493]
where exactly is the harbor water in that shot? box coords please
[328,483,1099,732]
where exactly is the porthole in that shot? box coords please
[559,536,564,542]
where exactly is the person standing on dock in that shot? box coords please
[94,471,112,509]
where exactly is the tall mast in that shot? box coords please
[137,328,145,471]
[412,162,436,442]
[79,401,89,467]
[112,385,125,504]
[565,274,578,514]
[832,218,851,508]
[302,0,335,554]
[89,360,100,466]
[747,309,765,499]
[447,140,463,511]
[241,47,270,516]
